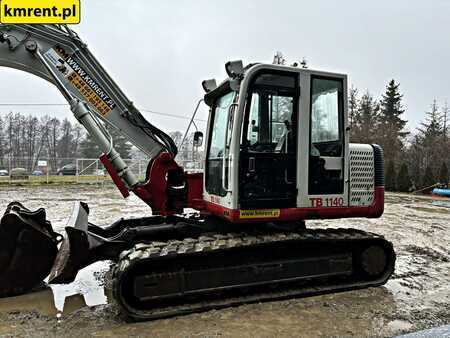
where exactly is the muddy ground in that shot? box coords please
[0,185,448,337]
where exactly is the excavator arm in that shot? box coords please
[0,24,206,294]
[0,24,184,213]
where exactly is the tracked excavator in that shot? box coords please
[0,24,395,321]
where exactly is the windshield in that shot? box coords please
[205,91,236,196]
[208,91,235,159]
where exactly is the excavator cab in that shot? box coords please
[202,63,362,223]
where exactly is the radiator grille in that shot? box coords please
[349,145,374,206]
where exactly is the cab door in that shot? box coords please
[239,71,299,209]
[306,75,348,208]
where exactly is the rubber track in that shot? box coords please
[112,228,395,321]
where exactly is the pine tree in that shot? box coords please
[396,163,411,192]
[385,161,397,191]
[348,86,360,141]
[377,80,408,166]
[417,100,443,176]
[419,100,442,140]
[80,132,101,158]
[353,91,378,143]
[109,127,132,159]
[80,127,132,159]
[438,162,449,185]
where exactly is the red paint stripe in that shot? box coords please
[204,187,384,223]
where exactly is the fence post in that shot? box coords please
[8,155,11,185]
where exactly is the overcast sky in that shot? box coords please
[0,0,449,133]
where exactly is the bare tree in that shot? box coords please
[442,101,448,141]
[45,117,61,171]
[57,118,74,158]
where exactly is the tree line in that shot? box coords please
[349,80,449,192]
[0,113,132,172]
[1,81,449,191]
[0,112,200,173]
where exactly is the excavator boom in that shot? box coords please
[0,24,186,210]
[0,23,193,292]
[0,24,174,159]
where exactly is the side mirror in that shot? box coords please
[193,131,203,147]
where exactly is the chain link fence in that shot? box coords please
[0,156,203,184]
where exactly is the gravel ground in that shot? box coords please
[0,185,448,337]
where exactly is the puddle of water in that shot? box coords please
[387,319,414,332]
[0,288,57,317]
[431,200,450,208]
[405,205,450,214]
[0,261,111,319]
[49,261,111,315]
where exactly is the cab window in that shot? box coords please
[206,91,235,196]
[242,73,297,152]
[208,92,234,159]
[310,77,343,157]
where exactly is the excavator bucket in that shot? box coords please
[48,202,92,284]
[48,201,129,284]
[0,202,61,297]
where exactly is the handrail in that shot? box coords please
[177,98,204,151]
